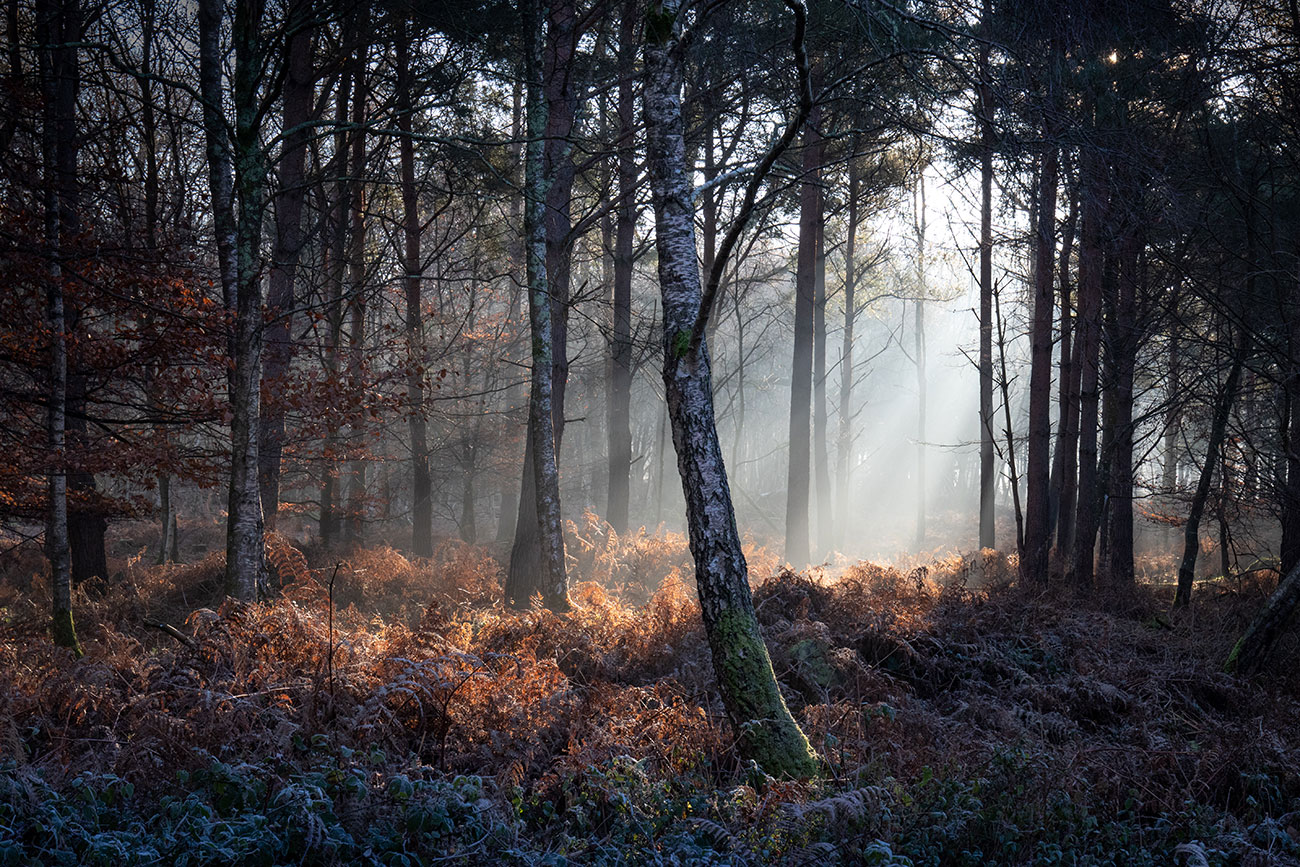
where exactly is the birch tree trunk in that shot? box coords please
[514,0,568,611]
[507,0,579,607]
[199,0,268,601]
[643,0,817,779]
[38,0,81,654]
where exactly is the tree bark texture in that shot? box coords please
[785,104,821,567]
[509,0,568,611]
[606,2,636,536]
[199,0,268,601]
[507,0,579,607]
[1175,334,1246,607]
[1021,131,1058,585]
[643,0,817,779]
[1069,149,1105,592]
[259,2,313,531]
[977,0,996,551]
[38,0,82,654]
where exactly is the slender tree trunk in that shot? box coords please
[1105,230,1140,585]
[1226,554,1300,675]
[507,0,578,604]
[914,173,927,552]
[38,0,82,654]
[496,80,526,546]
[813,188,831,555]
[199,0,268,601]
[1050,178,1079,561]
[977,0,996,551]
[319,62,354,549]
[343,35,368,549]
[1281,273,1300,575]
[396,23,433,557]
[642,0,817,777]
[836,159,860,552]
[1069,149,1105,592]
[508,0,568,611]
[259,2,313,531]
[1021,125,1058,585]
[138,2,178,565]
[606,5,636,535]
[785,101,820,567]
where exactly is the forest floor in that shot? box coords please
[0,514,1299,865]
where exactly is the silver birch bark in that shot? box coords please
[643,0,817,779]
[521,0,568,610]
[198,0,268,601]
[38,0,81,654]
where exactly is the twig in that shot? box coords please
[143,619,197,649]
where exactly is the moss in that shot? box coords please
[790,638,837,690]
[1224,636,1244,674]
[51,608,83,659]
[672,328,691,359]
[712,607,819,779]
[645,6,676,45]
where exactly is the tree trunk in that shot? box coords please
[507,0,578,606]
[1226,555,1300,675]
[344,35,369,550]
[813,184,831,556]
[1282,272,1300,576]
[1105,230,1140,585]
[642,0,817,778]
[913,173,927,552]
[836,159,860,552]
[1069,148,1105,592]
[259,2,313,531]
[496,80,525,546]
[977,0,996,551]
[1021,129,1058,585]
[509,0,568,611]
[1050,178,1079,562]
[199,0,268,601]
[38,0,82,654]
[785,102,820,567]
[395,24,433,558]
[606,4,636,536]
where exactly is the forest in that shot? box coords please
[2,0,1300,862]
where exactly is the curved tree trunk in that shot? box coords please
[643,0,817,779]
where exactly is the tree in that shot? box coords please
[197,0,270,599]
[516,0,568,611]
[642,0,818,778]
[37,0,83,654]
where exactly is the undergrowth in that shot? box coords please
[0,525,1297,864]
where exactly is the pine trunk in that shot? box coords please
[785,105,820,567]
[1022,134,1058,584]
